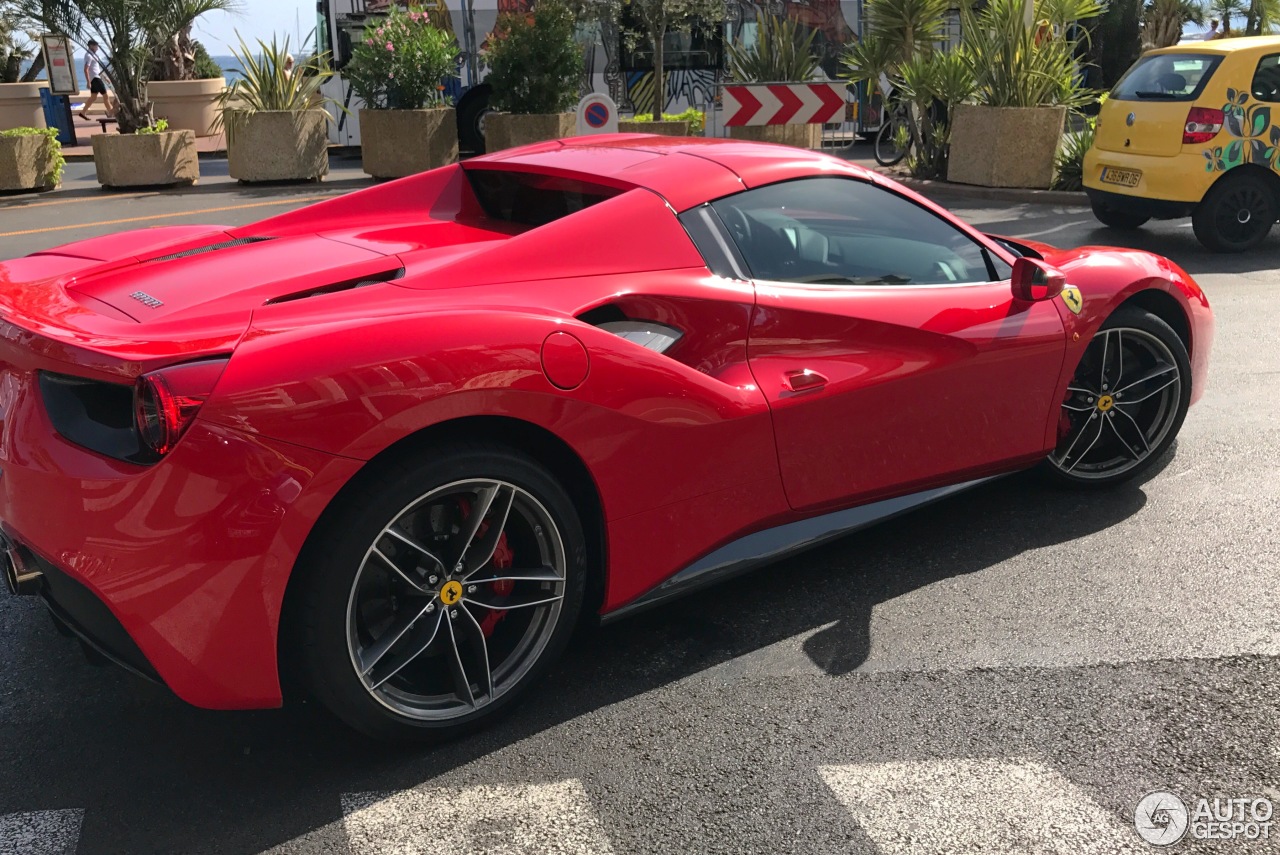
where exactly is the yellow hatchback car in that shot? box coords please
[1085,36,1280,252]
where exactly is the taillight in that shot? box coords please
[133,358,229,456]
[1184,107,1223,144]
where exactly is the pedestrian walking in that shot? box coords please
[1205,19,1222,40]
[79,40,116,120]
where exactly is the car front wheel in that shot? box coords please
[296,443,587,741]
[1043,306,1191,488]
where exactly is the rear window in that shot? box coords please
[1111,53,1223,102]
[464,169,625,227]
[1254,54,1280,102]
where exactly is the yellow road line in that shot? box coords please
[0,192,168,210]
[0,194,341,238]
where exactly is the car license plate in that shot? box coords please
[1100,167,1141,188]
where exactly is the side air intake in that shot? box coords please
[264,268,406,305]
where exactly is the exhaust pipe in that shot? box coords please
[2,535,43,596]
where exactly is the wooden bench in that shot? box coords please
[96,117,117,133]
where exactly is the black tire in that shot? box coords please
[1089,197,1150,230]
[457,85,493,155]
[1041,306,1191,489]
[874,113,909,167]
[294,442,587,742]
[1192,171,1276,253]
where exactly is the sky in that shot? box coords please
[193,1,318,55]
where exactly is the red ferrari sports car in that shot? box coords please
[0,136,1211,740]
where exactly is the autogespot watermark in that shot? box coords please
[1135,791,1274,846]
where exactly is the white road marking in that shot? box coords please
[1018,220,1093,238]
[819,757,1143,855]
[341,779,615,855]
[0,809,83,855]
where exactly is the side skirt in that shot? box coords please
[601,475,1003,624]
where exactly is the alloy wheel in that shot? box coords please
[1050,327,1183,480]
[344,479,567,721]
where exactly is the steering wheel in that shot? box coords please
[721,206,752,244]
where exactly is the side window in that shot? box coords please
[1253,54,1280,103]
[709,177,1009,286]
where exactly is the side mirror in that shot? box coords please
[1011,257,1067,302]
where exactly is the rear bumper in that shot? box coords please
[0,419,364,709]
[3,540,161,682]
[1086,187,1197,220]
[1083,147,1207,211]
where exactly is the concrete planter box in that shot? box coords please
[0,82,46,131]
[91,130,198,188]
[360,107,457,179]
[618,120,691,137]
[728,123,822,148]
[149,78,226,137]
[484,112,575,152]
[227,110,329,183]
[948,104,1067,189]
[0,133,59,191]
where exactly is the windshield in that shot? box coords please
[1111,53,1224,101]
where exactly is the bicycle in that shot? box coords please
[873,95,916,167]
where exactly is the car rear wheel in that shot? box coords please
[1043,306,1191,488]
[296,444,586,741]
[1192,172,1276,253]
[1089,198,1149,230]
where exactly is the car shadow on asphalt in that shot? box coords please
[973,216,1280,277]
[1,453,1172,853]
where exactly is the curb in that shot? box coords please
[874,168,1088,206]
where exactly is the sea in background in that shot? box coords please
[17,54,250,88]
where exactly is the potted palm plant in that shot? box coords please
[22,0,234,188]
[482,0,581,151]
[149,11,227,138]
[725,14,823,148]
[0,126,63,191]
[947,0,1103,189]
[347,3,459,179]
[0,15,44,127]
[218,34,337,183]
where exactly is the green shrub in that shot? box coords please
[629,107,705,134]
[346,3,458,110]
[1053,93,1106,190]
[192,41,224,80]
[484,0,582,114]
[136,118,169,134]
[0,126,64,188]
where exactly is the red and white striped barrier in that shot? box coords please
[721,83,847,127]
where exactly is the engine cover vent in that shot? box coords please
[149,237,274,262]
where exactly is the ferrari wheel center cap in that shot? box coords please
[440,580,463,606]
[1096,394,1115,412]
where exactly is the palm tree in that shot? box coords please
[1144,0,1204,46]
[18,0,237,132]
[1244,0,1280,32]
[1208,0,1246,32]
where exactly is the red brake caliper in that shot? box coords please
[477,527,513,637]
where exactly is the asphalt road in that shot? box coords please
[1,151,1278,855]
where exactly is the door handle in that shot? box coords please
[785,369,828,393]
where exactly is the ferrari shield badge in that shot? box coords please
[1060,285,1083,315]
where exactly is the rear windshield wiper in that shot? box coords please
[1132,90,1179,99]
